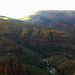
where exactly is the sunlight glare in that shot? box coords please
[0,0,75,19]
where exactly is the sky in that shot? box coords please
[0,0,75,19]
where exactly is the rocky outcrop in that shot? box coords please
[0,58,29,75]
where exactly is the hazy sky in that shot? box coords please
[0,0,75,19]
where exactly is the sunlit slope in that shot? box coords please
[20,10,75,29]
[0,16,9,20]
[0,16,24,24]
[19,11,39,20]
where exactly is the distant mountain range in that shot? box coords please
[0,10,75,75]
[20,10,75,29]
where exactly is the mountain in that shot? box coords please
[0,19,75,57]
[20,10,75,29]
[0,14,75,75]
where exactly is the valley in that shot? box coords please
[0,10,75,75]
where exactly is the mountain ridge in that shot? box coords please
[20,10,75,30]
